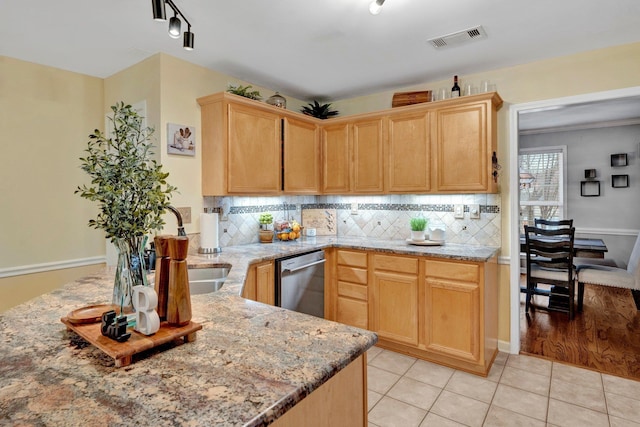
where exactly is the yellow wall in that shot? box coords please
[0,56,106,312]
[0,53,306,312]
[333,41,640,343]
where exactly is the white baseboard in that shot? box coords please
[0,256,106,278]
[498,339,515,354]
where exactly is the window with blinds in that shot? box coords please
[518,147,567,234]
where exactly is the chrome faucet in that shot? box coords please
[166,205,187,236]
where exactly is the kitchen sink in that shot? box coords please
[188,266,230,295]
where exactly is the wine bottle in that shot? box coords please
[451,75,461,98]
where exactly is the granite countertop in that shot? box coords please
[0,237,497,426]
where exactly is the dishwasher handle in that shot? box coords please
[282,258,326,274]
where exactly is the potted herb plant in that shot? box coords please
[76,102,177,312]
[409,216,428,241]
[258,212,274,243]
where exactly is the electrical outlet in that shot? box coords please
[176,207,191,224]
[454,204,464,219]
[351,203,358,215]
[469,204,480,219]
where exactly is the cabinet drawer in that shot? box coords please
[338,281,368,301]
[337,250,368,268]
[337,266,368,285]
[336,297,368,330]
[425,259,479,282]
[373,254,418,275]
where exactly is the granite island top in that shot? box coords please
[0,237,497,426]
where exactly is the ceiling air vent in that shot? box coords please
[428,26,487,49]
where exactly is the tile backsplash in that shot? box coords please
[202,194,501,248]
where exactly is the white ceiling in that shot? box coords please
[2,0,640,129]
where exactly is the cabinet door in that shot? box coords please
[227,103,281,193]
[424,260,480,363]
[255,261,275,305]
[372,271,419,346]
[387,112,431,192]
[321,122,350,193]
[283,117,320,194]
[433,102,490,192]
[352,118,384,193]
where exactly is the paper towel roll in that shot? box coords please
[200,213,219,250]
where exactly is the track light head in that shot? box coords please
[369,0,385,15]
[152,0,166,21]
[183,30,194,50]
[168,15,181,38]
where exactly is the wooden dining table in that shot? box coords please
[519,236,608,258]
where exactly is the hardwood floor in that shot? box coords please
[520,275,640,381]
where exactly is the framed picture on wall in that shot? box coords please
[580,180,600,197]
[167,123,196,156]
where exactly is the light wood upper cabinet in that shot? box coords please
[197,92,321,195]
[432,96,500,193]
[227,103,282,194]
[198,91,501,195]
[283,117,320,194]
[321,122,351,193]
[386,111,431,193]
[351,118,384,193]
[321,117,384,194]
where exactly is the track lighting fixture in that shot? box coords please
[369,0,385,15]
[168,14,181,38]
[151,0,194,50]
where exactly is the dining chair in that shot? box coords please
[524,225,577,319]
[577,233,640,311]
[534,218,574,229]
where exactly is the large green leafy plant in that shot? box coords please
[76,102,177,241]
[301,101,339,119]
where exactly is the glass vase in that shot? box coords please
[113,235,149,313]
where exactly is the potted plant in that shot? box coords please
[258,212,274,243]
[409,216,428,241]
[76,102,177,312]
[300,100,339,119]
[227,84,262,101]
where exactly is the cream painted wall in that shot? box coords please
[332,41,640,343]
[0,56,106,311]
[0,53,307,312]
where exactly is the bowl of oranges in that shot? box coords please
[274,220,302,241]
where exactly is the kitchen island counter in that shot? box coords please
[0,238,496,426]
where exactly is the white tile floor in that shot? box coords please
[366,346,640,427]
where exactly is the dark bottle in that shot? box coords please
[451,75,461,97]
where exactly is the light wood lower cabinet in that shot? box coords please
[328,250,498,376]
[272,354,367,427]
[326,249,369,329]
[371,254,419,346]
[424,259,481,363]
[242,260,275,305]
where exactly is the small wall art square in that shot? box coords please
[167,123,195,156]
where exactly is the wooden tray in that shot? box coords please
[406,239,444,246]
[61,317,202,367]
[66,304,120,324]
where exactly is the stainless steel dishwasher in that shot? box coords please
[275,250,325,318]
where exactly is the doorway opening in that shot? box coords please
[508,86,640,356]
